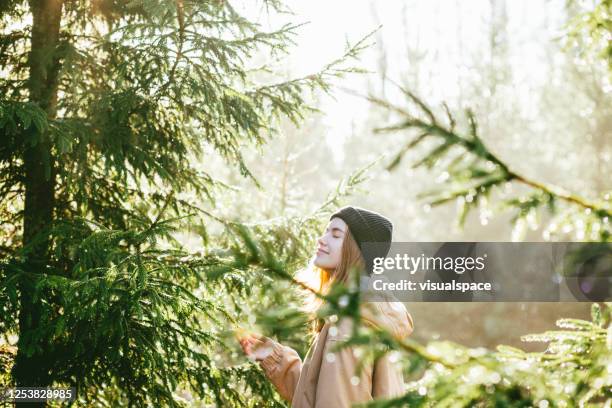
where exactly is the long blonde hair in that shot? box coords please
[295,225,366,334]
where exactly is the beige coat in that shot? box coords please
[258,287,414,407]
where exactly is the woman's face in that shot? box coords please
[314,217,346,270]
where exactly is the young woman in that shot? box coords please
[238,206,414,407]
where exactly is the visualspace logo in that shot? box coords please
[372,253,487,275]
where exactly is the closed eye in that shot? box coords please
[325,227,344,238]
[326,227,345,239]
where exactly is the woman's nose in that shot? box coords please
[317,236,326,246]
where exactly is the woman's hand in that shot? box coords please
[237,332,273,361]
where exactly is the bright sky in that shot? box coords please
[244,0,568,163]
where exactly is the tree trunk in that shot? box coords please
[12,1,62,406]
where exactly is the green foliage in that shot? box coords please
[306,284,612,407]
[369,87,611,242]
[564,0,612,79]
[0,345,15,388]
[0,134,373,407]
[1,0,368,241]
[387,303,612,408]
[0,0,369,406]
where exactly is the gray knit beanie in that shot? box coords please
[330,206,393,276]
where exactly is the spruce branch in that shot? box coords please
[367,86,611,239]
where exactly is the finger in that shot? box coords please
[252,332,265,340]
[240,340,252,353]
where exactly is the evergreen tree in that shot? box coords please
[0,0,366,405]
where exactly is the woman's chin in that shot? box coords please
[314,258,333,270]
[313,257,325,269]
